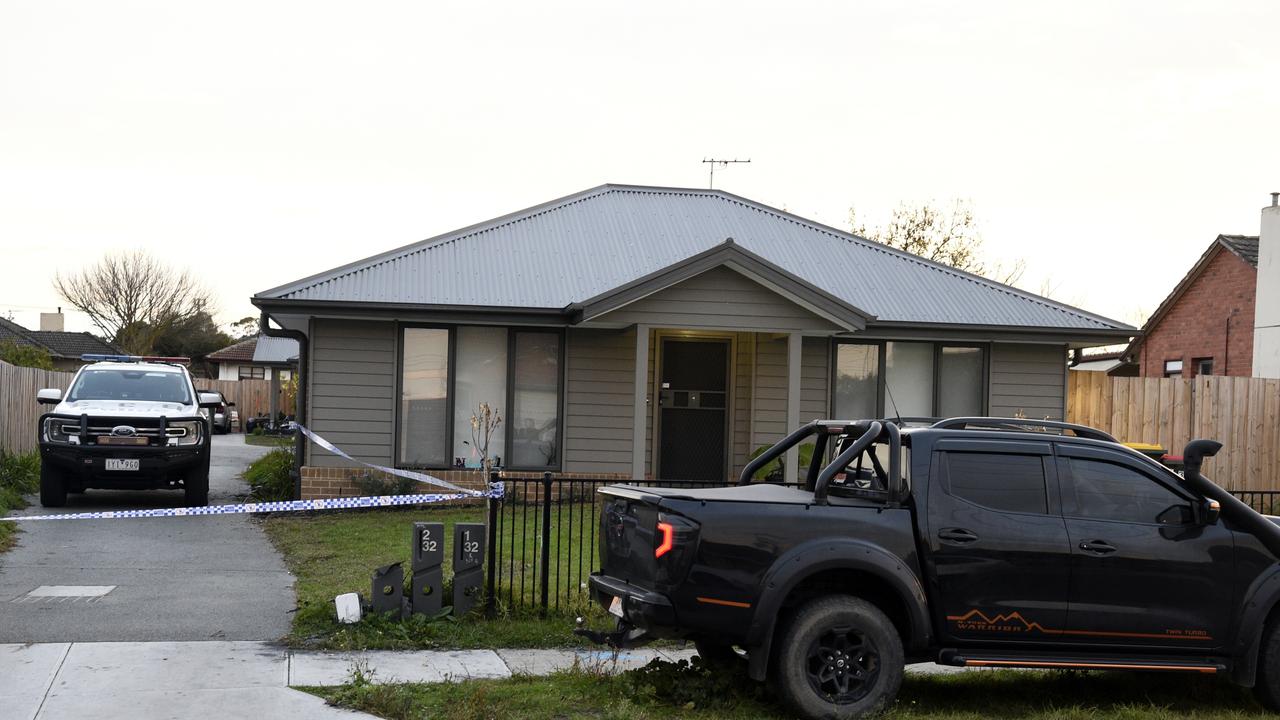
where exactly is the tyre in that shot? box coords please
[40,463,67,508]
[184,461,210,507]
[1255,616,1280,711]
[774,595,903,720]
[694,639,746,667]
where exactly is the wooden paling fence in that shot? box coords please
[1068,372,1280,491]
[0,360,292,455]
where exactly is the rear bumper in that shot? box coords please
[588,573,678,632]
[40,443,207,489]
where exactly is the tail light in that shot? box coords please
[655,522,675,558]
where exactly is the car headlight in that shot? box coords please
[43,417,73,444]
[169,420,204,446]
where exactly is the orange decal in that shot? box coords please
[696,596,752,608]
[967,660,1217,674]
[946,609,1212,642]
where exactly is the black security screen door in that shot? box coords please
[658,338,729,481]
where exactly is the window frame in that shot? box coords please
[1054,444,1197,526]
[1163,359,1184,378]
[395,323,565,472]
[238,365,265,381]
[1194,357,1214,377]
[830,340,989,420]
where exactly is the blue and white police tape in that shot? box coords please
[1,483,505,522]
[294,424,481,495]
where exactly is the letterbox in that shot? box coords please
[410,522,445,616]
[452,523,485,616]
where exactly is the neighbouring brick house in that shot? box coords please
[1124,235,1258,378]
[251,184,1134,499]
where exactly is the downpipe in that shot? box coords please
[259,311,308,500]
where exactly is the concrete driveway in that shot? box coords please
[0,434,296,642]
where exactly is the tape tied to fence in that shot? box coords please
[2,483,505,522]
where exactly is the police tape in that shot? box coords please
[2,423,504,522]
[1,483,505,522]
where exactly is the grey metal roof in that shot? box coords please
[256,184,1131,331]
[1218,234,1259,268]
[252,336,299,364]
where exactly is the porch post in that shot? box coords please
[785,332,802,484]
[269,367,280,422]
[632,325,650,480]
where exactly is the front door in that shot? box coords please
[1056,445,1234,650]
[658,338,729,481]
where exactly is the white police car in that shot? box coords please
[36,354,222,507]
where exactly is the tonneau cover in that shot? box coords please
[601,483,815,504]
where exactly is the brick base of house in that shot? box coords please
[299,466,632,501]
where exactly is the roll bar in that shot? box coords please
[932,417,1117,443]
[814,422,882,506]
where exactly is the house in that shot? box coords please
[251,184,1134,497]
[1068,350,1136,376]
[206,335,298,383]
[1122,234,1258,378]
[1255,193,1280,378]
[0,312,122,371]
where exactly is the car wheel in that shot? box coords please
[40,463,67,508]
[694,639,746,667]
[184,462,210,508]
[774,595,903,720]
[1254,615,1280,711]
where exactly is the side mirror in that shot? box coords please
[198,391,222,409]
[1201,498,1221,526]
[36,388,62,405]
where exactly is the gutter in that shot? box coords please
[259,311,308,500]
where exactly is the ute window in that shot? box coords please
[68,370,191,404]
[1062,458,1187,524]
[945,452,1048,515]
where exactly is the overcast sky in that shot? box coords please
[2,1,1277,338]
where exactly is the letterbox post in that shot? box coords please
[411,522,445,616]
[453,522,486,617]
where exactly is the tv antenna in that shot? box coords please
[702,158,751,189]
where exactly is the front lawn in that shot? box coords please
[313,661,1270,720]
[0,450,40,552]
[262,504,608,650]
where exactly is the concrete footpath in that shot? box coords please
[3,641,971,719]
[1,641,699,720]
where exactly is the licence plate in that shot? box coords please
[608,595,624,618]
[105,459,140,472]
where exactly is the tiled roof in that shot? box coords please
[206,337,258,363]
[0,317,120,359]
[1218,235,1259,268]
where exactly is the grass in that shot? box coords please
[312,660,1272,720]
[0,450,40,552]
[262,503,609,650]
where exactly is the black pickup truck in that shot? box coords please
[582,418,1280,719]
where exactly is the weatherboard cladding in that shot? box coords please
[261,185,1126,332]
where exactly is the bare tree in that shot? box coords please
[849,200,1026,286]
[54,251,217,355]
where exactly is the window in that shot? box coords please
[885,342,934,417]
[833,343,879,420]
[453,327,507,467]
[511,332,562,468]
[1194,358,1214,376]
[1063,457,1188,524]
[400,329,450,467]
[946,452,1048,514]
[399,326,563,469]
[238,366,265,380]
[1163,359,1183,378]
[833,342,986,419]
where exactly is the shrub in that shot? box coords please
[0,450,40,550]
[0,341,54,370]
[244,448,295,501]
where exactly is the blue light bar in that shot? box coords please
[80,354,139,362]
